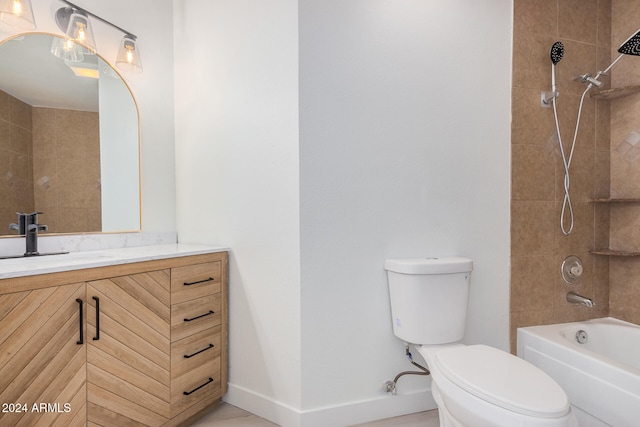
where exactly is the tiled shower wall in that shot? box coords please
[0,90,35,229]
[510,0,612,351]
[32,107,101,233]
[608,2,640,323]
[0,89,101,236]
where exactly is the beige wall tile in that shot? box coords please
[511,0,613,351]
[511,87,557,146]
[597,0,612,48]
[511,256,556,313]
[512,144,556,201]
[513,0,558,37]
[0,90,9,121]
[31,108,100,233]
[513,32,558,91]
[9,97,31,131]
[511,201,555,256]
[559,0,598,44]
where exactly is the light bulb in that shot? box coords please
[0,0,36,29]
[11,0,21,15]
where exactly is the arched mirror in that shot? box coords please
[0,33,140,236]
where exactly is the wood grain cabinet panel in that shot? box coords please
[171,294,221,342]
[0,251,228,427]
[169,260,226,418]
[171,261,221,305]
[0,283,87,427]
[170,326,222,416]
[86,270,171,426]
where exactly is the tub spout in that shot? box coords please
[566,292,596,308]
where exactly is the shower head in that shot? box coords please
[545,41,565,102]
[618,29,640,56]
[550,41,565,65]
[595,29,640,78]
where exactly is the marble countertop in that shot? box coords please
[0,243,228,279]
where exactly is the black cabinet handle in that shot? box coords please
[184,343,214,359]
[76,298,83,345]
[92,296,100,341]
[183,377,214,395]
[183,277,214,286]
[184,310,214,322]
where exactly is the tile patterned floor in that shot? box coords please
[191,403,440,427]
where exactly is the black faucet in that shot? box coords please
[9,212,48,256]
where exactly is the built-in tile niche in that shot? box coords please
[597,87,640,323]
[0,89,101,235]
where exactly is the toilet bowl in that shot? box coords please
[417,344,578,427]
[385,257,577,427]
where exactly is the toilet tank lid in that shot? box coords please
[384,257,473,275]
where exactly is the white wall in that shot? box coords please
[298,1,512,424]
[173,0,302,423]
[174,1,511,426]
[0,0,176,233]
[99,65,140,232]
[2,0,512,426]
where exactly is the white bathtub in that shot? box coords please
[517,317,640,427]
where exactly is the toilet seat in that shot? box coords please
[432,345,570,418]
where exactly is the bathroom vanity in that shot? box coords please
[0,244,228,427]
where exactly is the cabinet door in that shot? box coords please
[86,270,171,427]
[0,283,87,427]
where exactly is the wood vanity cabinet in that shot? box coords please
[0,282,87,427]
[0,251,228,427]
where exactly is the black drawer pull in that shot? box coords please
[183,377,214,395]
[184,310,215,322]
[184,277,214,286]
[92,296,100,341]
[76,298,83,345]
[184,343,215,359]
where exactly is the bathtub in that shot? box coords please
[517,317,640,427]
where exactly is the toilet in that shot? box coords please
[385,257,577,427]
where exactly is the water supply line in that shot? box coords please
[384,344,429,395]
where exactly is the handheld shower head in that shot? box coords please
[545,41,565,103]
[550,41,565,65]
[618,29,640,56]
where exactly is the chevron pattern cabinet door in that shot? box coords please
[0,283,87,427]
[86,270,171,427]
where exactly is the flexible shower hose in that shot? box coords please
[552,85,591,236]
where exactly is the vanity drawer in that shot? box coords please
[171,293,221,342]
[171,261,221,305]
[171,356,220,416]
[172,326,221,380]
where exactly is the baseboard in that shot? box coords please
[223,383,302,426]
[224,383,436,427]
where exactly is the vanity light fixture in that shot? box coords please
[50,34,84,62]
[115,34,142,73]
[0,0,36,30]
[62,8,96,54]
[53,0,142,73]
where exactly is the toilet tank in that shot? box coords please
[385,257,473,345]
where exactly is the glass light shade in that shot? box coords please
[65,10,96,55]
[50,36,84,63]
[0,0,36,30]
[116,35,142,73]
